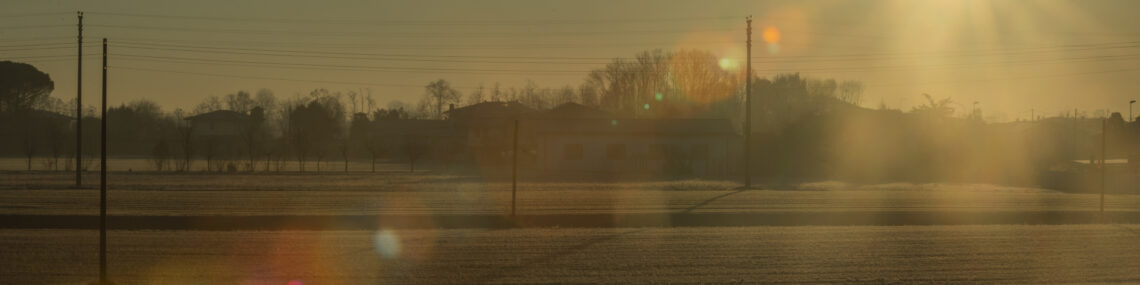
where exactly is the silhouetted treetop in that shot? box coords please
[0,61,54,113]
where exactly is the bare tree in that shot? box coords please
[194,95,223,114]
[490,83,503,102]
[151,138,170,171]
[173,108,194,172]
[419,79,462,119]
[241,107,267,171]
[838,80,865,106]
[21,113,36,171]
[554,85,577,106]
[806,78,837,98]
[466,83,485,106]
[290,91,346,173]
[225,91,255,113]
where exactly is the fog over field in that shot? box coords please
[5,0,1140,283]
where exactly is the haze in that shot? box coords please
[4,0,1140,121]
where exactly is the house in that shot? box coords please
[367,119,460,162]
[509,103,737,177]
[184,110,250,138]
[445,101,537,166]
[532,118,736,177]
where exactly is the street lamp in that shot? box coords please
[1131,100,1136,122]
[972,101,979,120]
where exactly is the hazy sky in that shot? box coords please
[3,0,1140,121]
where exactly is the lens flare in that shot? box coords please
[762,26,782,55]
[762,26,781,44]
[372,229,401,259]
[717,58,739,71]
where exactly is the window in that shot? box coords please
[691,144,709,160]
[606,144,626,160]
[564,144,584,160]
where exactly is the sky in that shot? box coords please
[3,0,1140,121]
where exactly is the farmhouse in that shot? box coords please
[184,110,251,138]
[514,103,737,177]
[532,118,735,177]
[445,101,537,166]
[367,119,460,162]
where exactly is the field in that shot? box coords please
[3,169,1140,283]
[4,226,1140,284]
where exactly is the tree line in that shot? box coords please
[18,50,1109,186]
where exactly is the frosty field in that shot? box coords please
[3,171,1140,283]
[3,225,1140,284]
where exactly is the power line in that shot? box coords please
[116,38,1140,61]
[111,53,595,74]
[113,40,621,60]
[0,24,72,29]
[0,36,77,42]
[0,44,100,51]
[0,42,75,48]
[113,41,1140,70]
[747,41,1140,62]
[105,36,740,50]
[752,53,1140,74]
[867,65,1140,89]
[2,53,100,61]
[114,43,620,64]
[106,50,1140,79]
[0,12,72,17]
[105,40,1140,75]
[108,65,456,88]
[84,11,739,26]
[110,38,1140,65]
[86,23,741,38]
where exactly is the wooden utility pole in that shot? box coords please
[99,37,108,285]
[511,119,519,217]
[76,11,83,187]
[744,16,752,189]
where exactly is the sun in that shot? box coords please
[762,26,781,44]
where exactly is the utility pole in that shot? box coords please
[75,11,83,188]
[99,37,108,285]
[1102,118,1106,214]
[511,119,518,218]
[1121,99,1130,121]
[744,16,752,189]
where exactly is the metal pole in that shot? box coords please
[99,38,108,284]
[1130,100,1135,122]
[511,119,518,217]
[744,16,752,189]
[76,11,83,187]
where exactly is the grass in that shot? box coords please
[1,172,1137,217]
[3,225,1140,284]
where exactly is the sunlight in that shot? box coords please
[762,26,781,44]
[717,58,739,71]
